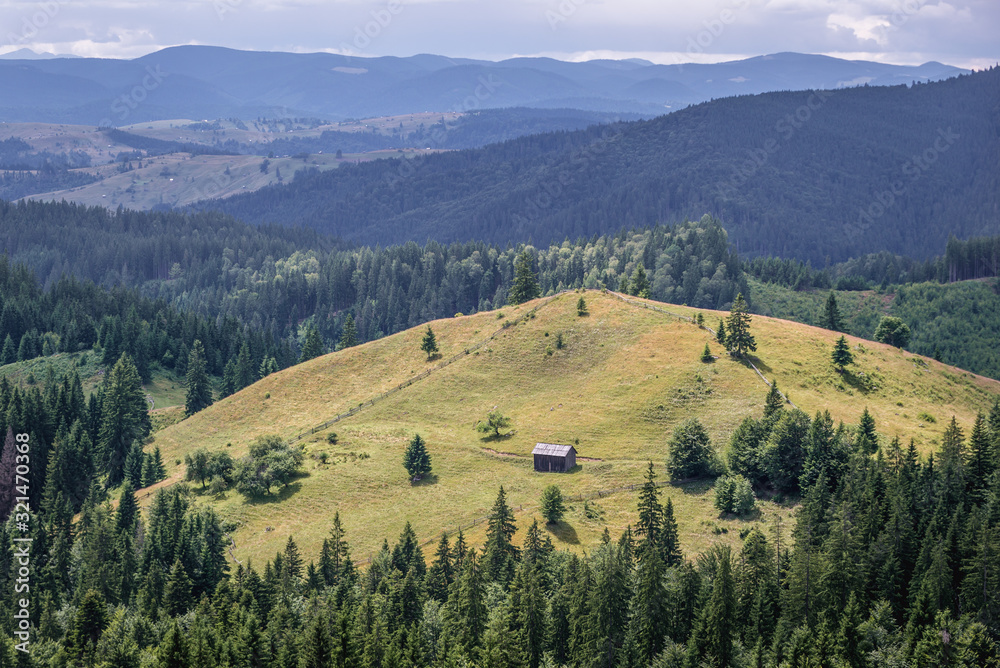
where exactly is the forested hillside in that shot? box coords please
[203,67,1000,263]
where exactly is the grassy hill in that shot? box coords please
[147,290,1000,565]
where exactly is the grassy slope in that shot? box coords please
[148,291,1000,565]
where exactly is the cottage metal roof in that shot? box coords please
[532,442,576,457]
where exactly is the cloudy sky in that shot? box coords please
[1,0,997,68]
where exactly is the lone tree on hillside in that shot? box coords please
[234,435,303,497]
[184,339,213,416]
[420,326,439,359]
[338,314,359,350]
[540,485,565,524]
[577,296,588,316]
[476,407,512,438]
[403,433,432,482]
[724,293,756,358]
[701,343,714,363]
[831,335,854,372]
[716,319,727,346]
[874,316,911,348]
[509,250,540,305]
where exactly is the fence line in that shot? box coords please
[607,291,797,410]
[288,292,568,444]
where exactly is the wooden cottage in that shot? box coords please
[532,442,577,472]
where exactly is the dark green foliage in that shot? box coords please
[716,318,727,346]
[665,418,716,480]
[725,293,756,357]
[300,323,324,362]
[420,325,439,359]
[577,296,587,315]
[233,434,303,497]
[0,334,14,364]
[874,315,911,348]
[484,486,519,584]
[713,474,756,516]
[98,354,151,487]
[338,313,358,350]
[402,433,432,481]
[630,264,650,298]
[855,406,878,456]
[540,484,565,524]
[831,335,854,371]
[184,339,213,416]
[509,250,540,305]
[824,291,843,332]
[764,408,811,493]
[700,343,713,363]
[763,380,784,421]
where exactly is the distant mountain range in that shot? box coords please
[0,46,968,123]
[202,67,1000,264]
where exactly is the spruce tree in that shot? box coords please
[630,264,650,298]
[967,412,994,502]
[824,292,843,332]
[577,296,587,315]
[831,335,853,371]
[300,324,324,362]
[158,621,188,668]
[484,485,519,583]
[763,380,784,421]
[725,293,756,357]
[540,485,565,524]
[635,462,662,553]
[284,536,303,580]
[700,343,713,363]
[509,250,540,305]
[98,354,150,487]
[163,558,193,616]
[716,318,727,346]
[855,407,878,456]
[402,433,432,481]
[420,326,439,359]
[0,334,14,365]
[184,339,213,417]
[338,314,358,350]
[235,340,256,389]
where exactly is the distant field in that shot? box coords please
[145,290,1000,566]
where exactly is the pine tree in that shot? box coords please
[402,433,432,481]
[427,534,453,602]
[0,334,14,365]
[509,250,540,305]
[338,314,358,350]
[967,412,994,502]
[690,548,736,667]
[98,354,150,487]
[635,462,662,554]
[300,324,325,362]
[420,325,439,359]
[300,608,333,668]
[219,358,237,398]
[577,296,588,315]
[163,558,193,616]
[763,380,784,421]
[235,340,256,389]
[725,293,756,357]
[158,621,188,668]
[831,335,853,371]
[259,355,279,378]
[0,428,16,519]
[284,535,303,580]
[630,264,650,298]
[700,343,713,363]
[660,497,682,566]
[540,484,565,524]
[716,318,727,346]
[184,339,213,417]
[824,292,843,332]
[855,406,878,456]
[484,485,519,583]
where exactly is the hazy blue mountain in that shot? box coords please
[202,67,1000,265]
[0,45,967,124]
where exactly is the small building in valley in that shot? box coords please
[532,442,577,472]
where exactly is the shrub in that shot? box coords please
[234,435,303,497]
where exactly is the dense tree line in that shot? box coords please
[1,383,998,666]
[203,68,1000,263]
[0,254,297,394]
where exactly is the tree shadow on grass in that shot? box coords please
[669,478,715,496]
[246,481,303,505]
[546,520,580,545]
[745,355,772,375]
[411,473,439,487]
[840,369,874,394]
[479,430,516,443]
